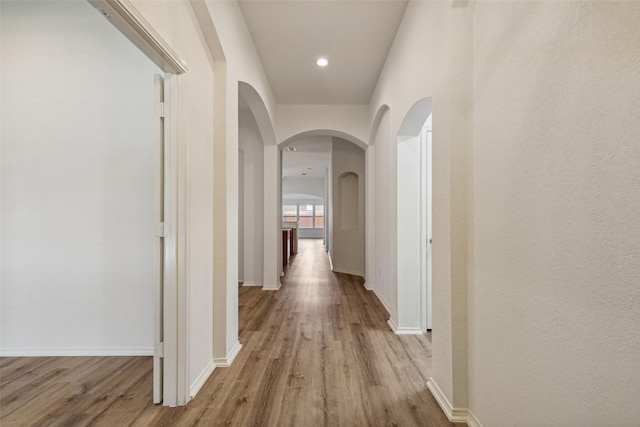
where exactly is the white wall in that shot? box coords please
[364,145,376,292]
[372,1,640,425]
[200,0,279,342]
[467,2,640,425]
[123,0,217,396]
[239,109,264,287]
[395,136,422,332]
[395,100,432,334]
[370,107,394,316]
[0,1,159,355]
[331,138,365,276]
[325,165,332,256]
[369,0,461,411]
[238,149,245,283]
[277,104,369,146]
[136,0,281,376]
[263,144,282,290]
[282,177,325,199]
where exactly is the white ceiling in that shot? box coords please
[238,0,409,105]
[282,136,331,179]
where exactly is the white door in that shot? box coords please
[153,74,166,404]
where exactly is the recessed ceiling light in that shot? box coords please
[316,58,328,67]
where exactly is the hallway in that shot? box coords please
[189,238,455,426]
[0,240,455,426]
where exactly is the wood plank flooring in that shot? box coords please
[0,239,457,426]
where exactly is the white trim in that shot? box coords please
[426,378,469,423]
[242,282,263,287]
[331,267,365,277]
[363,280,373,291]
[262,282,282,291]
[0,348,154,357]
[372,289,392,315]
[84,0,190,407]
[161,72,191,407]
[467,410,484,427]
[213,341,243,367]
[87,0,188,74]
[189,359,216,399]
[386,318,423,335]
[153,74,165,405]
[175,72,190,407]
[160,73,179,407]
[328,251,334,271]
[394,326,423,335]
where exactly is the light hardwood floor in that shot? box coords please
[1,239,457,426]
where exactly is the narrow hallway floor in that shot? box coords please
[188,238,455,426]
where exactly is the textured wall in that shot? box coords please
[468,1,640,424]
[369,0,459,407]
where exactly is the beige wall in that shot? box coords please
[468,2,640,425]
[331,138,366,276]
[373,0,640,425]
[369,0,461,410]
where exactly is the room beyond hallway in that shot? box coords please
[0,239,457,426]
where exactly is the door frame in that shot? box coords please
[87,0,189,407]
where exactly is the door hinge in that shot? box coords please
[156,222,169,238]
[155,101,166,118]
[155,342,165,358]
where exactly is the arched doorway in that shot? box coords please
[280,133,366,278]
[237,82,278,290]
[395,97,432,333]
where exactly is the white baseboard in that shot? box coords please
[328,251,334,271]
[387,318,422,335]
[372,289,391,315]
[189,359,216,399]
[262,282,281,291]
[242,282,263,287]
[467,410,484,427]
[387,318,400,333]
[363,280,373,291]
[0,347,154,357]
[426,377,470,424]
[213,341,243,367]
[332,267,365,277]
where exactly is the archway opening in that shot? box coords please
[396,97,432,333]
[237,81,279,291]
[280,133,366,278]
